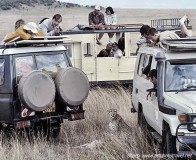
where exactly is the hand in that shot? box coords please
[54,26,60,33]
[146,92,151,100]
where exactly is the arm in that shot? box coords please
[114,49,123,58]
[112,13,117,25]
[100,13,105,25]
[88,12,94,25]
[104,14,109,25]
[39,22,55,36]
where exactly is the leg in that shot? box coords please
[96,33,104,45]
[109,26,116,39]
[179,15,192,37]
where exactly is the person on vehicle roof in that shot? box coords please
[147,15,191,45]
[15,19,25,31]
[3,22,44,43]
[39,14,63,36]
[137,25,151,47]
[88,5,105,45]
[104,6,117,43]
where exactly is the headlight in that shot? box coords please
[192,117,196,128]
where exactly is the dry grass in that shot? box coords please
[0,86,160,160]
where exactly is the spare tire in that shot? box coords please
[55,67,89,106]
[18,71,56,111]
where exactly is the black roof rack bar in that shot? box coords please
[151,18,190,28]
[162,38,196,51]
[62,26,192,35]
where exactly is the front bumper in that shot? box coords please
[176,122,196,154]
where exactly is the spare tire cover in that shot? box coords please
[18,71,56,111]
[55,67,89,106]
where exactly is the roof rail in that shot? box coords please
[2,35,70,48]
[151,18,190,28]
[62,26,192,35]
[162,38,196,51]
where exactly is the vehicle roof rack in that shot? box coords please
[162,38,196,51]
[151,18,190,28]
[62,25,191,35]
[1,35,71,48]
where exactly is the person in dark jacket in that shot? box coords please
[97,43,113,57]
[88,5,105,45]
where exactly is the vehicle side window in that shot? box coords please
[0,59,5,85]
[15,56,36,82]
[84,43,92,56]
[137,54,153,78]
[36,53,67,79]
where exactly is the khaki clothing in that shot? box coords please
[3,26,44,43]
[159,31,180,42]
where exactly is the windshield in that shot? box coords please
[165,60,196,92]
[36,53,67,78]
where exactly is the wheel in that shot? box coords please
[162,128,177,154]
[140,112,153,144]
[138,109,142,126]
[18,71,55,111]
[0,123,2,131]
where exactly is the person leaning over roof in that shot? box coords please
[15,19,25,31]
[137,25,151,47]
[147,15,191,44]
[88,5,105,45]
[39,14,63,36]
[3,22,44,43]
[104,6,117,43]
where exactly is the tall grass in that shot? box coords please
[0,86,160,160]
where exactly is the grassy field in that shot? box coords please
[0,86,160,160]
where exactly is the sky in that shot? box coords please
[60,0,196,9]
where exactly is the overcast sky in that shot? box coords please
[59,0,196,9]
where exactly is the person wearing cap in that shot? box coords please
[39,14,63,36]
[88,5,105,45]
[3,22,44,43]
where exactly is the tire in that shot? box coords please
[18,71,56,111]
[138,108,142,126]
[140,112,153,143]
[55,67,89,106]
[162,128,177,154]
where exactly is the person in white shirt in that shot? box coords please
[39,14,62,36]
[112,42,123,58]
[147,15,191,43]
[104,7,117,43]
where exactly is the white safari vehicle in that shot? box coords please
[62,20,191,86]
[132,39,196,155]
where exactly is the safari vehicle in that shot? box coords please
[0,37,89,137]
[132,38,196,154]
[62,20,192,86]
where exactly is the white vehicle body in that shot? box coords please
[132,39,196,154]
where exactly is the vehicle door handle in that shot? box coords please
[135,88,138,94]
